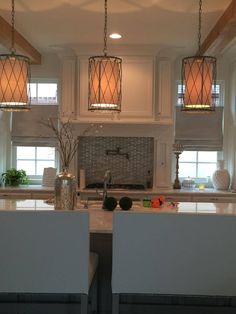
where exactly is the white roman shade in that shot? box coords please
[175,107,223,151]
[11,105,58,146]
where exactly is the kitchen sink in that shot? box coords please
[78,199,143,210]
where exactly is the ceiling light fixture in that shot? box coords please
[109,33,122,39]
[0,0,31,112]
[88,0,122,112]
[181,0,216,113]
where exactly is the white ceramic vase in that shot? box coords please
[212,160,230,191]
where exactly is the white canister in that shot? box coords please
[212,160,230,191]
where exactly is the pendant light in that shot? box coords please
[88,0,122,112]
[181,0,216,113]
[0,0,31,112]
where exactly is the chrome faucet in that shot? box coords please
[103,170,112,206]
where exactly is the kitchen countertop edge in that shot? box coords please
[0,185,236,197]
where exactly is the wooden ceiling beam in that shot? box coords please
[199,0,236,55]
[0,16,41,65]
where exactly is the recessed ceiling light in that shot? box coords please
[109,33,122,39]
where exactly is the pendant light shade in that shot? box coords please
[0,54,30,111]
[181,56,216,112]
[181,0,216,113]
[88,0,122,112]
[88,55,122,111]
[0,0,30,112]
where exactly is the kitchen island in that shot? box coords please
[1,198,236,233]
[1,199,236,314]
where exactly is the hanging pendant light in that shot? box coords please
[0,0,31,112]
[88,0,122,112]
[181,0,216,113]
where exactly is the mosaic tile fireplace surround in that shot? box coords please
[78,136,154,188]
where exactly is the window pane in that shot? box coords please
[178,84,220,107]
[17,161,35,175]
[198,163,217,178]
[17,147,35,159]
[179,163,196,178]
[36,161,55,175]
[30,83,37,103]
[180,151,197,162]
[38,83,57,103]
[198,151,217,162]
[37,147,55,160]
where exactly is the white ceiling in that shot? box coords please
[0,0,232,56]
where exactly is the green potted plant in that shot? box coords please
[1,168,29,186]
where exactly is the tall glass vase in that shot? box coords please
[55,168,77,210]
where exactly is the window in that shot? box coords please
[177,83,221,107]
[14,146,57,183]
[11,79,59,185]
[179,151,218,184]
[30,82,58,104]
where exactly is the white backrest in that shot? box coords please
[0,211,89,294]
[112,211,236,296]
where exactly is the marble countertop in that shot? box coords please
[0,185,54,192]
[1,199,236,234]
[1,185,236,197]
[80,187,236,198]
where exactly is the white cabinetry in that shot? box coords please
[0,192,31,199]
[0,189,54,200]
[156,60,173,124]
[60,56,173,124]
[78,56,154,121]
[61,57,77,119]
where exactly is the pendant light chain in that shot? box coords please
[88,0,122,112]
[197,0,202,54]
[11,0,16,54]
[181,0,216,113]
[103,0,108,56]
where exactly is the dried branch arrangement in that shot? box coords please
[42,117,95,171]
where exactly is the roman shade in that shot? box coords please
[11,105,58,146]
[175,106,223,151]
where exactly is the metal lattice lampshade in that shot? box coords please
[88,56,122,111]
[181,58,216,114]
[0,54,30,111]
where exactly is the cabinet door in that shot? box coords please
[31,193,54,200]
[119,57,154,120]
[0,193,31,199]
[156,60,173,124]
[61,57,77,119]
[78,56,154,121]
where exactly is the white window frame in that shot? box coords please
[12,146,59,185]
[176,80,224,108]
[179,151,223,186]
[11,78,60,185]
[30,78,59,105]
[176,80,224,187]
